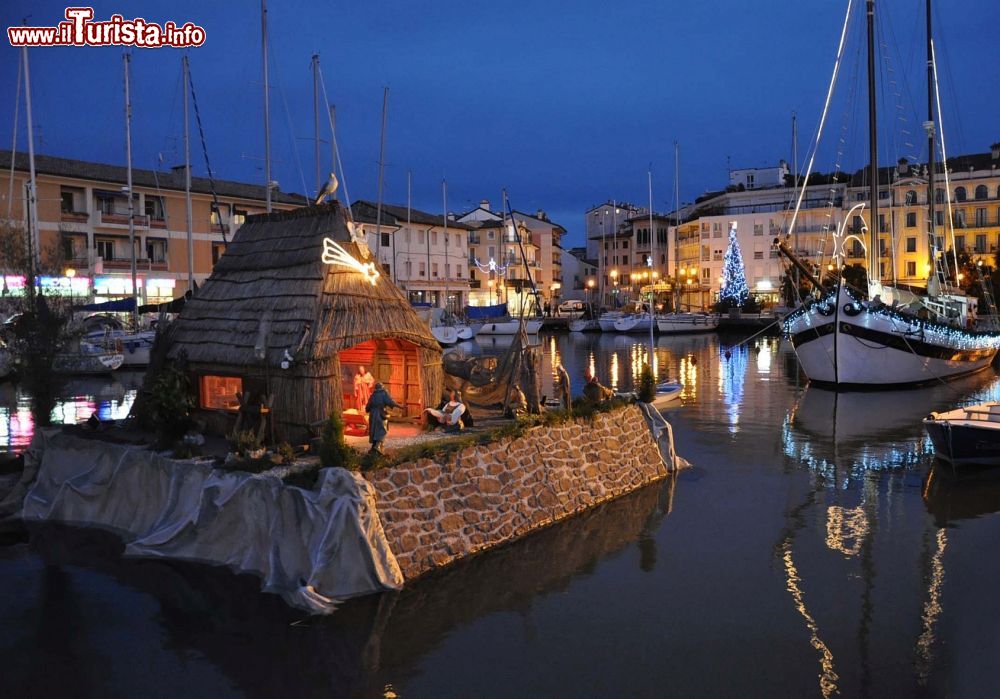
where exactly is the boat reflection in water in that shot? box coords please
[778,370,999,697]
[12,476,678,697]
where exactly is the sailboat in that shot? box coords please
[778,0,1000,388]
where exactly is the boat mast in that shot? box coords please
[442,178,449,312]
[374,87,389,281]
[674,141,680,311]
[647,168,655,363]
[183,55,194,295]
[20,43,39,288]
[866,0,879,291]
[124,52,138,326]
[924,0,937,291]
[312,54,320,198]
[261,0,271,213]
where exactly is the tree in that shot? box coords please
[718,223,749,308]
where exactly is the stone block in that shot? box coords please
[388,471,409,488]
[439,513,464,532]
[479,478,502,494]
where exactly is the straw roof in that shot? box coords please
[167,201,441,368]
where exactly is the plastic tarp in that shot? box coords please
[73,297,137,313]
[465,303,509,320]
[18,431,404,614]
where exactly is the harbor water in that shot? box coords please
[2,332,999,697]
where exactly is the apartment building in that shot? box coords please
[457,200,565,309]
[0,151,304,303]
[560,246,598,302]
[583,200,647,260]
[350,200,472,312]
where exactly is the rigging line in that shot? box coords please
[932,2,965,154]
[7,54,22,221]
[931,40,960,286]
[788,0,856,244]
[316,64,351,216]
[186,57,228,244]
[265,36,309,204]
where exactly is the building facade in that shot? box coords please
[0,151,304,304]
[560,246,598,302]
[350,201,472,312]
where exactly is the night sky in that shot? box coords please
[2,0,998,245]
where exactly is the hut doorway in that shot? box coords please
[339,338,425,420]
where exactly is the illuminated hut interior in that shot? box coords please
[165,202,443,442]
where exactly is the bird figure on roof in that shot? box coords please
[314,172,339,205]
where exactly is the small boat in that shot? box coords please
[924,402,1000,467]
[650,381,682,408]
[568,319,600,332]
[79,315,156,367]
[614,313,655,333]
[430,325,459,346]
[657,313,719,335]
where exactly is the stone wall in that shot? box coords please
[368,404,668,580]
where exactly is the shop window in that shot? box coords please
[200,375,242,411]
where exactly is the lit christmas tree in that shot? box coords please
[719,222,749,307]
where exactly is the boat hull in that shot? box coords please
[613,315,654,333]
[657,314,719,334]
[54,352,125,375]
[924,419,1000,467]
[598,313,623,332]
[568,319,600,332]
[785,284,1000,387]
[431,326,459,345]
[476,319,542,335]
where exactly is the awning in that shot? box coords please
[73,297,136,313]
[465,303,509,319]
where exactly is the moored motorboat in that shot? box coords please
[477,318,543,335]
[54,340,124,375]
[924,402,1000,467]
[650,381,682,408]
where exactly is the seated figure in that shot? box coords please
[582,370,614,403]
[425,390,468,432]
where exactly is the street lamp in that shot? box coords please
[586,277,595,308]
[488,278,495,305]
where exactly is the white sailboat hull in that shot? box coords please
[477,319,543,335]
[613,314,654,333]
[786,284,1000,387]
[568,319,600,332]
[431,326,459,345]
[598,313,623,332]
[657,313,719,334]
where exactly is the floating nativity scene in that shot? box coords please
[163,201,445,443]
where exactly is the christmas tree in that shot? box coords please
[719,222,749,307]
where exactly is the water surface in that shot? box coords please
[2,332,999,697]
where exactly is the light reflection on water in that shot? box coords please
[0,373,141,453]
[2,334,1000,697]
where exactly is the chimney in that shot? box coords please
[991,142,1000,160]
[171,164,189,182]
[536,209,547,221]
[480,199,490,211]
[898,157,909,175]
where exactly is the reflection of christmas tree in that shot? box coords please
[719,223,749,307]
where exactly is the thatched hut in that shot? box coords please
[165,202,443,442]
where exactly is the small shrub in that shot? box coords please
[637,363,656,403]
[318,411,359,470]
[143,364,195,447]
[276,442,296,464]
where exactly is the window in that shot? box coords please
[753,251,763,260]
[622,241,629,249]
[232,208,247,227]
[405,260,412,278]
[879,190,889,200]
[702,268,711,280]
[404,228,411,245]
[431,231,438,245]
[96,238,115,260]
[212,243,225,264]
[878,214,886,233]
[432,262,439,278]
[955,235,966,252]
[445,263,450,279]
[419,261,426,277]
[976,208,987,228]
[906,237,917,253]
[418,230,425,245]
[146,238,168,263]
[457,265,463,278]
[935,211,944,226]
[144,196,165,220]
[454,233,461,248]
[906,260,917,277]
[488,246,495,259]
[852,215,864,233]
[60,190,74,213]
[62,236,75,260]
[955,210,966,228]
[906,212,917,228]
[380,233,390,247]
[935,189,946,204]
[955,187,967,202]
[200,375,242,411]
[905,190,917,205]
[753,224,763,236]
[976,234,987,252]
[97,195,115,215]
[976,185,988,200]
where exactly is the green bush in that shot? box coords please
[318,411,359,470]
[144,364,195,448]
[229,429,261,457]
[637,363,656,403]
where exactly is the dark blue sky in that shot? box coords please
[3,0,998,245]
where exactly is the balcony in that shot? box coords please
[468,234,481,245]
[60,210,89,223]
[149,217,167,229]
[97,211,149,228]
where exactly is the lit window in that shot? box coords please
[200,375,242,411]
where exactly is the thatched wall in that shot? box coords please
[166,202,444,442]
